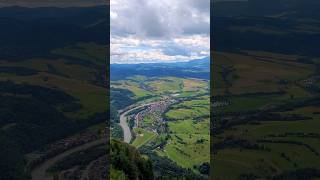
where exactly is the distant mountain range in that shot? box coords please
[214,0,320,20]
[213,0,320,56]
[110,57,210,80]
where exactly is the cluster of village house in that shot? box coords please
[133,97,176,129]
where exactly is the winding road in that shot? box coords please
[31,138,107,180]
[119,102,157,143]
[30,102,157,179]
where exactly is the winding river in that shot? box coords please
[119,102,157,143]
[31,139,106,180]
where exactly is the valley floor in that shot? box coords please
[111,76,210,175]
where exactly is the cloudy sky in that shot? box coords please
[111,0,210,64]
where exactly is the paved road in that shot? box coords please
[119,102,157,143]
[31,139,107,180]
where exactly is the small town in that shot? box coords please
[133,97,175,129]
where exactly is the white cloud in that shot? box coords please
[110,0,210,64]
[110,11,118,19]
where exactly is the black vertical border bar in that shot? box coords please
[106,0,111,180]
[210,0,214,178]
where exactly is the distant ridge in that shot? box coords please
[110,57,210,80]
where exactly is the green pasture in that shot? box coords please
[111,80,151,98]
[132,128,157,148]
[164,134,209,170]
[168,119,209,135]
[146,77,183,94]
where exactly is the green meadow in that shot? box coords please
[132,128,157,148]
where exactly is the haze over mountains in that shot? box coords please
[110,57,210,81]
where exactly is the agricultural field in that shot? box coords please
[111,80,152,98]
[212,49,320,179]
[111,76,209,102]
[157,95,210,170]
[132,128,157,148]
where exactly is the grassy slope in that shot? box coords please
[132,128,157,148]
[111,76,209,100]
[0,43,107,118]
[162,95,210,170]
